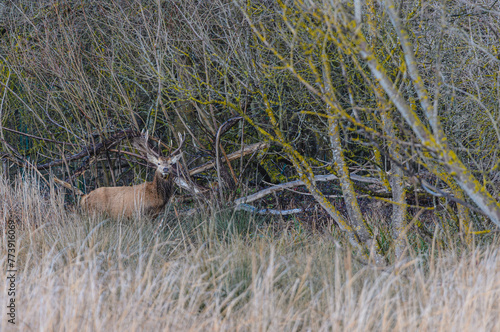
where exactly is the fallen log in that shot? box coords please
[235,174,382,205]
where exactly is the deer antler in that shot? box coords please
[171,132,185,156]
[132,132,160,165]
[133,132,185,164]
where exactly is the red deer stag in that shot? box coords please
[80,133,184,219]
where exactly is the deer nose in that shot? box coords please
[162,167,169,174]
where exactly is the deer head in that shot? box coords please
[133,131,185,178]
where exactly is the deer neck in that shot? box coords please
[151,171,173,203]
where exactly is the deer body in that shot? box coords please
[80,134,183,219]
[80,172,174,219]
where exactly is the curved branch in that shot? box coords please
[1,126,78,146]
[215,116,243,192]
[36,129,140,170]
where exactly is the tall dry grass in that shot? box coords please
[1,175,500,331]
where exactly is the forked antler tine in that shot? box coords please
[139,129,148,143]
[142,130,150,147]
[171,132,185,156]
[133,131,160,159]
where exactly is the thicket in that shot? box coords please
[1,0,500,262]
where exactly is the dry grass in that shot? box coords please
[1,0,500,329]
[0,175,499,331]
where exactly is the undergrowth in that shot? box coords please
[1,175,500,331]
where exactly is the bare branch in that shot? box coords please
[36,130,140,170]
[1,127,78,146]
[235,203,313,215]
[235,174,381,205]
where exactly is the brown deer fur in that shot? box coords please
[80,134,183,219]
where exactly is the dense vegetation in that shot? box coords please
[1,0,500,329]
[2,175,500,330]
